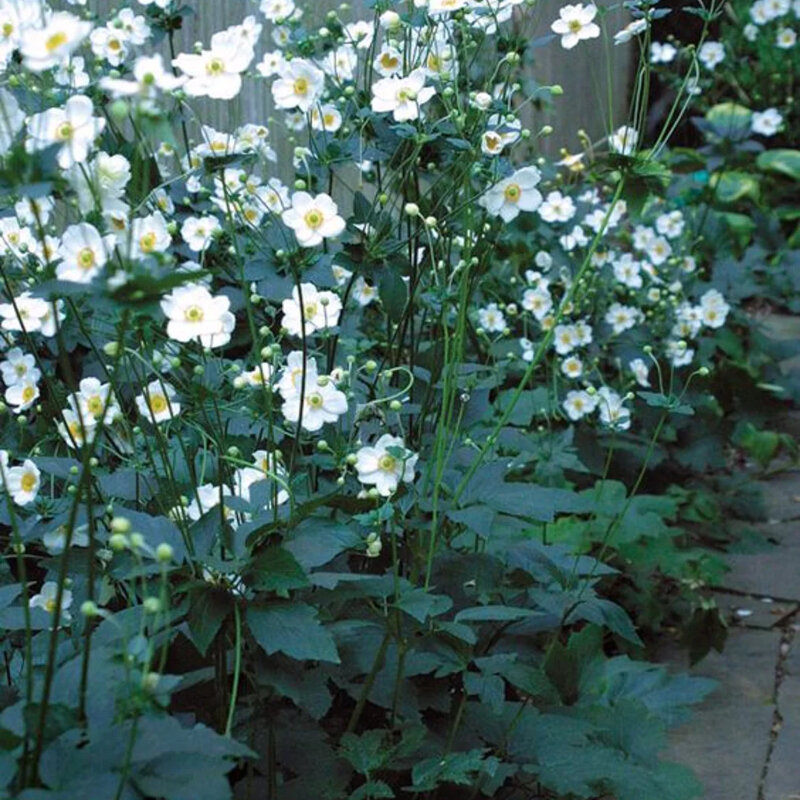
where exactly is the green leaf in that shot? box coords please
[186,588,232,656]
[247,546,309,592]
[705,102,753,142]
[379,267,408,322]
[712,171,760,204]
[411,750,496,792]
[247,603,340,663]
[394,587,453,623]
[756,149,800,181]
[349,780,395,800]
[284,518,363,570]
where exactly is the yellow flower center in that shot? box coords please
[568,19,583,33]
[139,232,157,253]
[396,87,415,103]
[86,395,104,416]
[20,472,37,493]
[293,77,309,96]
[2,23,14,38]
[44,598,57,613]
[184,305,204,323]
[78,248,96,269]
[304,209,323,229]
[56,122,73,141]
[14,364,26,376]
[45,31,68,53]
[503,183,521,203]
[206,57,225,75]
[378,454,396,472]
[380,53,399,70]
[307,392,323,409]
[149,393,168,414]
[109,38,122,51]
[22,385,35,403]
[303,303,318,318]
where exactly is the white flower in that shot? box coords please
[478,166,543,223]
[160,284,235,348]
[260,0,296,21]
[521,287,553,321]
[5,379,39,413]
[19,11,92,72]
[478,302,506,332]
[608,125,638,156]
[29,582,72,625]
[281,375,348,431]
[136,380,180,423]
[561,356,583,379]
[352,277,378,306]
[629,358,650,387]
[26,95,106,169]
[321,45,358,83]
[89,24,130,65]
[614,18,648,45]
[344,20,374,49]
[650,42,677,63]
[373,46,402,77]
[355,434,418,496]
[563,389,598,420]
[645,235,672,266]
[282,192,345,247]
[271,58,325,111]
[553,324,578,355]
[612,253,642,288]
[743,23,759,41]
[5,459,40,506]
[310,105,343,132]
[181,215,221,252]
[67,377,122,423]
[0,292,64,337]
[56,223,114,283]
[277,351,318,400]
[656,210,684,239]
[666,339,694,367]
[776,26,797,47]
[597,387,631,430]
[100,54,185,98]
[282,283,342,336]
[429,0,469,12]
[699,288,729,328]
[1,348,40,386]
[538,191,576,223]
[697,41,725,69]
[605,303,640,334]
[130,212,172,259]
[67,151,131,211]
[751,108,783,136]
[0,88,24,156]
[256,50,287,78]
[172,30,254,100]
[50,409,88,448]
[371,69,436,122]
[551,4,600,49]
[240,363,274,387]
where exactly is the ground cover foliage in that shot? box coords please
[0,0,797,798]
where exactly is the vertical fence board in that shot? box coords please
[90,1,632,166]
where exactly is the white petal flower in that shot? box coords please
[551,4,600,49]
[282,192,345,247]
[282,283,342,336]
[160,284,235,348]
[478,166,543,223]
[5,459,40,506]
[355,434,418,496]
[371,69,436,122]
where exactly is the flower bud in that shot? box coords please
[156,543,174,563]
[110,517,131,534]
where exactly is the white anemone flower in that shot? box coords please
[172,30,254,100]
[371,69,436,122]
[29,582,72,625]
[26,95,106,169]
[56,222,115,283]
[160,284,235,348]
[282,192,345,247]
[5,459,40,506]
[1,348,40,387]
[271,58,325,111]
[478,166,543,223]
[281,375,348,431]
[136,380,180,423]
[282,283,342,336]
[551,4,601,49]
[19,11,92,72]
[355,435,418,496]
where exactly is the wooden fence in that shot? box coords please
[91,0,632,164]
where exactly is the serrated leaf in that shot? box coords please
[247,546,309,592]
[247,603,340,663]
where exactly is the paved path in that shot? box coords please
[661,316,800,800]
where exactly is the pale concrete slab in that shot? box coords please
[723,522,800,601]
[759,474,800,523]
[663,629,779,800]
[759,314,800,343]
[764,637,800,800]
[714,592,798,630]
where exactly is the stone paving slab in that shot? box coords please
[759,314,800,343]
[723,522,800,601]
[663,629,780,800]
[757,475,800,523]
[764,636,800,800]
[714,592,799,630]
